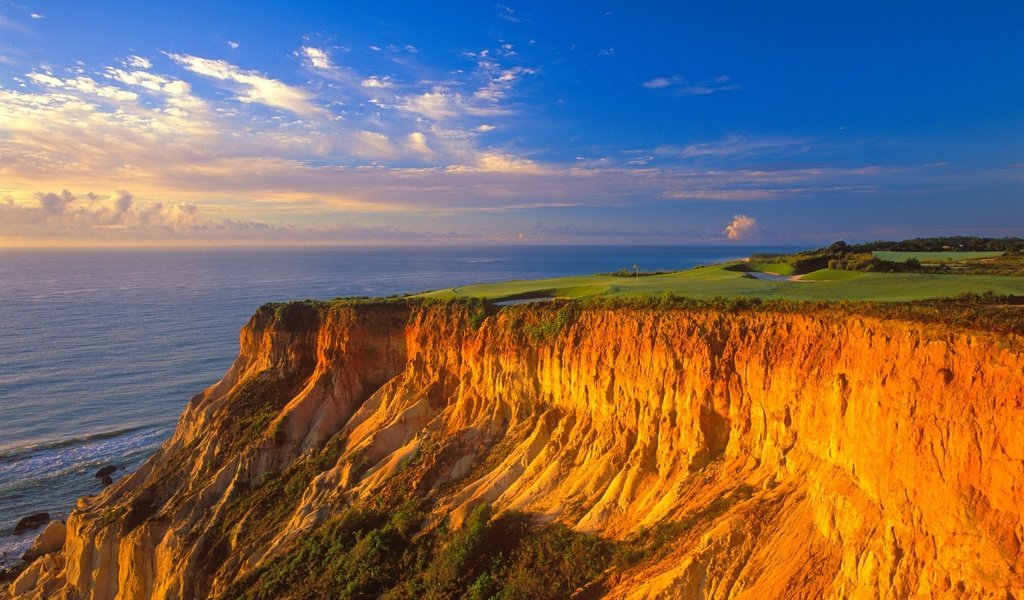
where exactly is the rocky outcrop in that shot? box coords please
[12,514,49,536]
[94,466,117,479]
[21,521,66,562]
[9,300,1024,599]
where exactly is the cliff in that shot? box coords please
[7,299,1023,599]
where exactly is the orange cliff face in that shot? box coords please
[7,301,1023,599]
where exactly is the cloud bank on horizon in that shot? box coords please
[0,1,1020,244]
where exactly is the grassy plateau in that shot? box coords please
[420,264,1024,302]
[419,245,1024,303]
[872,251,1004,263]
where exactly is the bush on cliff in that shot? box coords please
[218,501,614,600]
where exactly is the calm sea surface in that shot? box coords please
[0,245,804,564]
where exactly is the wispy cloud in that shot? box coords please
[496,4,523,23]
[0,189,204,231]
[0,189,453,242]
[391,46,536,124]
[355,130,401,159]
[0,42,970,243]
[126,55,152,69]
[166,53,323,115]
[0,14,32,34]
[642,75,740,96]
[27,72,139,101]
[361,76,393,88]
[447,153,551,174]
[474,63,537,101]
[299,46,334,70]
[406,131,433,157]
[656,134,812,159]
[398,86,512,120]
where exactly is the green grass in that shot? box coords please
[419,263,1024,303]
[798,269,867,281]
[873,251,1004,263]
[746,262,797,276]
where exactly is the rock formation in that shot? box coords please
[12,515,49,537]
[7,299,1023,599]
[22,522,66,562]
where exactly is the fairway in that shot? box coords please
[745,262,797,276]
[420,263,1024,302]
[873,251,1004,263]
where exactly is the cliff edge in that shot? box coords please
[8,299,1023,599]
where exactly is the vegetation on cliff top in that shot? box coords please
[745,238,1024,276]
[409,237,1024,304]
[260,293,1024,340]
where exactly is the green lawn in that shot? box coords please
[419,263,1024,303]
[873,251,1004,263]
[746,262,797,276]
[798,269,866,281]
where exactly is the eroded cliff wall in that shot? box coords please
[9,301,1023,599]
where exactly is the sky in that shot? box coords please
[0,1,1021,245]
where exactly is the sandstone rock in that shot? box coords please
[10,302,1023,599]
[12,513,48,535]
[9,552,62,598]
[22,521,66,561]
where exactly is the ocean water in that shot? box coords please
[0,245,803,565]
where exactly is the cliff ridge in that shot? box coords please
[8,299,1023,599]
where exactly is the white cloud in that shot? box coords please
[0,50,933,243]
[227,41,240,49]
[300,46,334,70]
[406,131,433,157]
[360,76,393,88]
[127,55,152,69]
[724,214,758,240]
[106,68,167,91]
[399,86,511,120]
[448,153,549,174]
[474,65,537,102]
[355,130,398,158]
[30,13,44,19]
[167,53,323,115]
[101,67,206,115]
[0,189,205,230]
[27,72,139,102]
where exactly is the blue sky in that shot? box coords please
[0,1,1021,244]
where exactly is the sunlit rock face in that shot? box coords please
[9,301,1023,599]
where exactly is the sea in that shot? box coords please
[0,244,804,566]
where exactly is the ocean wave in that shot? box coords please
[0,426,170,487]
[0,425,158,463]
